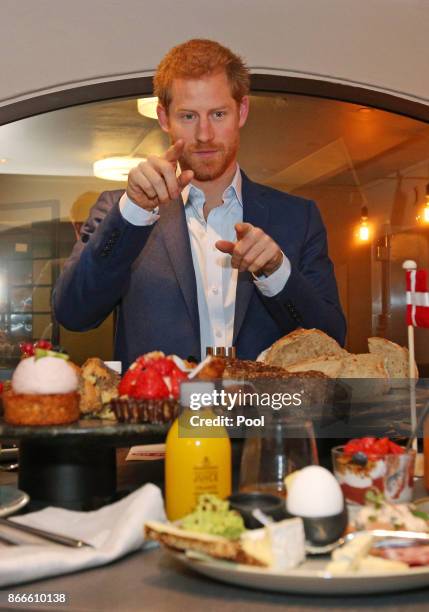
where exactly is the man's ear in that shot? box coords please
[157,104,170,133]
[238,96,250,128]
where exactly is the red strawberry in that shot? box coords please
[372,437,390,456]
[0,382,3,394]
[133,367,169,400]
[118,368,140,396]
[170,368,188,399]
[360,437,376,451]
[344,439,362,455]
[150,357,175,376]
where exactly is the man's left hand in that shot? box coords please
[216,223,283,276]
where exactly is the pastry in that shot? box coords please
[3,352,80,425]
[109,352,189,424]
[78,357,120,414]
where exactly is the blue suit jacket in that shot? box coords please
[53,172,346,370]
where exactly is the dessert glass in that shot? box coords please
[332,445,416,505]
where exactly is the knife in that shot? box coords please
[0,517,94,548]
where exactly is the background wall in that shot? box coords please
[1,0,429,114]
[1,0,429,364]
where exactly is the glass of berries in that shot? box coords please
[332,437,416,505]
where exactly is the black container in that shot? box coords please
[228,492,287,529]
[288,507,348,546]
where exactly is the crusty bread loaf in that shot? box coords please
[368,337,418,388]
[264,329,347,368]
[144,521,265,566]
[285,356,343,378]
[338,353,390,400]
[338,353,388,379]
[286,353,390,400]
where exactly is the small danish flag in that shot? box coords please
[406,268,429,328]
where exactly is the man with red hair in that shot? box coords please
[54,39,346,368]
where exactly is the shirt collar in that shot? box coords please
[181,164,243,209]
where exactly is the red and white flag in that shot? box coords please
[406,268,429,327]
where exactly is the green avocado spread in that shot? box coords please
[181,494,245,540]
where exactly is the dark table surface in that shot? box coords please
[1,451,429,611]
[2,546,429,612]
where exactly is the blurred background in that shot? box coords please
[1,93,429,370]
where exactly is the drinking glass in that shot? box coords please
[238,420,319,498]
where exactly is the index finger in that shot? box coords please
[164,139,185,164]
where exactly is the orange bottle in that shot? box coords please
[165,381,232,521]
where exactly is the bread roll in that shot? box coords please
[264,328,347,368]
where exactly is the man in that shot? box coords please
[54,39,346,369]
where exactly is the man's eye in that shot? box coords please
[181,113,195,120]
[214,111,226,119]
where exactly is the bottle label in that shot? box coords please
[193,456,220,500]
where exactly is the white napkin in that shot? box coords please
[0,483,165,587]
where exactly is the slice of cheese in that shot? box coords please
[241,517,305,570]
[327,533,374,574]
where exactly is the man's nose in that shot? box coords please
[196,118,214,142]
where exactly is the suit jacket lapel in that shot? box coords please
[159,198,200,339]
[233,172,270,344]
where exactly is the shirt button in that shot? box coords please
[215,330,222,338]
[212,287,219,295]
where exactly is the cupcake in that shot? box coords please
[3,352,80,425]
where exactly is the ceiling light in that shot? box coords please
[137,97,159,119]
[0,158,8,164]
[93,157,146,182]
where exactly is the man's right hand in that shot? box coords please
[126,139,194,211]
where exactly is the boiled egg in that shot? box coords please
[287,466,344,518]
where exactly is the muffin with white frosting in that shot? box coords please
[3,353,80,425]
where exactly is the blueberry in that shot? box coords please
[352,451,368,466]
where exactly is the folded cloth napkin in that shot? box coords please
[0,483,165,587]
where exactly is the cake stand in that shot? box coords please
[0,418,168,511]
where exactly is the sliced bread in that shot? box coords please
[285,356,343,378]
[368,337,418,387]
[337,353,390,400]
[286,353,390,400]
[144,521,265,566]
[263,328,347,368]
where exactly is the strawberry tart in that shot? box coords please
[110,351,189,424]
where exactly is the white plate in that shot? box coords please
[169,550,429,595]
[0,486,29,517]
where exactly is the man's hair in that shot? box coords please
[154,39,250,110]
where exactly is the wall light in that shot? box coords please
[358,206,371,242]
[137,97,159,119]
[93,156,146,181]
[421,184,429,224]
